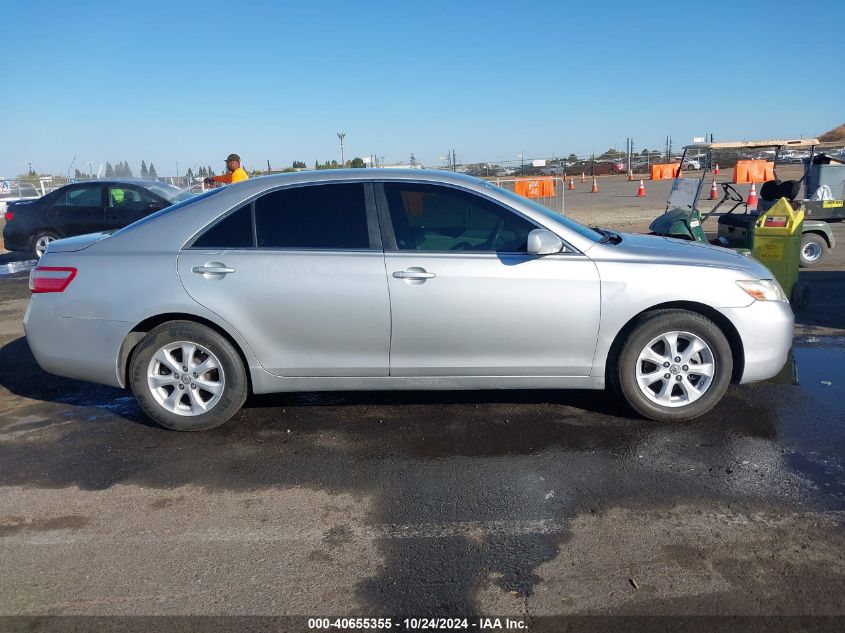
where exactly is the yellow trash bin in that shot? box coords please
[751,197,803,300]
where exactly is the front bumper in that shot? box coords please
[719,299,794,383]
[24,296,129,388]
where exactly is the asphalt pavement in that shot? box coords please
[0,265,844,630]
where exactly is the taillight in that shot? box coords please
[29,267,77,293]
[3,211,13,221]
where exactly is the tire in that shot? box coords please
[612,310,732,422]
[32,231,60,259]
[800,233,828,268]
[129,320,247,431]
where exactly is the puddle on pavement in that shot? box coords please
[773,340,845,507]
[0,259,36,276]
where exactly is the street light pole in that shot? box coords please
[337,132,346,167]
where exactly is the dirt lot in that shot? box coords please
[1,175,844,631]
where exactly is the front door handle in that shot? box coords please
[192,262,236,276]
[392,268,436,280]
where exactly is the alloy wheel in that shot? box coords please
[146,341,226,416]
[635,330,716,408]
[35,235,56,258]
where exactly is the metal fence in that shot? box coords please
[490,177,565,215]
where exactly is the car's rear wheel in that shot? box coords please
[800,233,828,268]
[32,231,60,258]
[129,321,247,431]
[614,310,732,421]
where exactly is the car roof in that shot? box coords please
[219,168,489,196]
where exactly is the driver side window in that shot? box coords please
[383,182,535,252]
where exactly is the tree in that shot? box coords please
[207,165,214,176]
[315,160,319,169]
[141,160,148,178]
[186,167,194,182]
[148,162,157,178]
[74,168,85,179]
[105,162,114,177]
[348,157,365,168]
[292,160,306,169]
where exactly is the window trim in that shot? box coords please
[184,180,382,252]
[373,180,580,255]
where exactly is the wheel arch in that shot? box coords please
[605,301,745,385]
[117,313,254,393]
[803,229,832,248]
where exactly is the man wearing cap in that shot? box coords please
[206,154,249,186]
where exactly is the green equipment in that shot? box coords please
[648,139,836,268]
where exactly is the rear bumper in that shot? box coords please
[719,300,794,383]
[24,296,128,388]
[1,226,29,253]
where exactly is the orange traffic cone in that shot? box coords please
[636,178,646,197]
[708,177,718,200]
[714,163,720,175]
[568,177,575,190]
[590,176,598,193]
[627,170,634,181]
[746,182,758,207]
[581,171,586,183]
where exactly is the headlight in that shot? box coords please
[736,279,788,302]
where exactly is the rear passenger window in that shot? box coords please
[193,204,253,248]
[63,186,101,207]
[254,183,370,249]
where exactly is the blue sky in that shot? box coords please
[1,0,843,177]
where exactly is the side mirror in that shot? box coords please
[527,229,563,255]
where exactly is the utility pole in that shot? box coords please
[86,161,94,178]
[410,153,417,168]
[267,159,272,173]
[337,131,346,167]
[451,149,457,172]
[520,151,525,177]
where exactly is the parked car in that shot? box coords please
[3,179,192,257]
[25,170,793,431]
[592,161,625,175]
[682,158,702,170]
[0,181,41,214]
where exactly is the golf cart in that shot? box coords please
[649,139,837,267]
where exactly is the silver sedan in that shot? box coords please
[24,170,793,430]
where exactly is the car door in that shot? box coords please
[177,181,391,377]
[377,181,601,377]
[105,184,168,229]
[47,183,106,236]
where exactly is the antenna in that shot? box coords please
[65,155,77,179]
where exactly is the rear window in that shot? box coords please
[111,187,224,236]
[193,204,254,249]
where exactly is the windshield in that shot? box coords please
[111,186,225,236]
[143,181,194,203]
[481,181,604,243]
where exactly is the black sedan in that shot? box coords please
[2,180,192,257]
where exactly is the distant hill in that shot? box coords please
[819,124,845,142]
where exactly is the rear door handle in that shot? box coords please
[192,263,236,276]
[392,269,436,279]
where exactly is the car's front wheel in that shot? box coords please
[614,310,733,421]
[129,321,247,431]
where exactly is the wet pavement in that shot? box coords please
[0,270,844,626]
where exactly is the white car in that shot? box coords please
[1,181,41,215]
